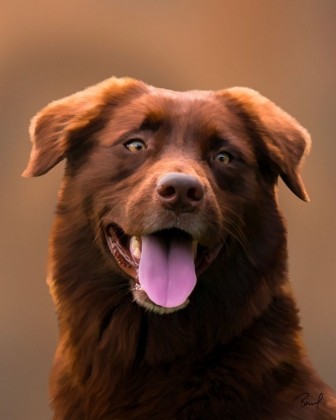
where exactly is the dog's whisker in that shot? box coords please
[218,204,245,226]
[92,224,103,243]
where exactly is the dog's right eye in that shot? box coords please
[124,139,147,152]
[215,152,232,165]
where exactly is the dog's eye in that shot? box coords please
[124,139,146,153]
[215,152,232,165]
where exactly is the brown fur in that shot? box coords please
[23,77,336,419]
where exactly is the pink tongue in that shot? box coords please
[138,231,196,308]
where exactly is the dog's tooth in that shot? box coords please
[130,236,142,259]
[130,236,138,251]
[133,247,141,259]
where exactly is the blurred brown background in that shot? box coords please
[1,0,335,418]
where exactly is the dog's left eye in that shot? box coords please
[124,139,147,152]
[215,152,232,165]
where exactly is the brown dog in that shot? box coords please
[23,77,336,419]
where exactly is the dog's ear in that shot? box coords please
[22,77,144,177]
[224,87,311,202]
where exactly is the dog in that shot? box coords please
[23,77,336,419]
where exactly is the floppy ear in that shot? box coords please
[225,87,311,202]
[22,77,144,177]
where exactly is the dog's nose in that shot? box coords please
[156,173,204,212]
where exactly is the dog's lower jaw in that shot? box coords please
[131,282,190,314]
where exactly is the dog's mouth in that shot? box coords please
[105,224,222,311]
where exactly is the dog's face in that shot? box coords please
[23,77,310,314]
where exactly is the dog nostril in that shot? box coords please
[187,187,203,201]
[157,185,176,198]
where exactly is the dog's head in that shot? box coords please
[23,77,310,314]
